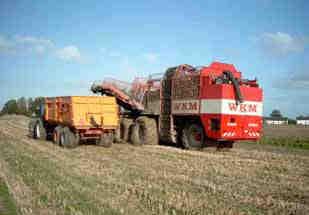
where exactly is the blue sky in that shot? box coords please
[0,0,308,117]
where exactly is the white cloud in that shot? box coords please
[121,56,136,73]
[273,64,309,89]
[34,45,45,54]
[0,35,55,55]
[144,53,158,63]
[56,45,82,62]
[275,79,309,90]
[260,32,306,55]
[0,36,14,53]
[0,35,84,63]
[15,35,54,54]
[108,51,121,57]
[15,35,54,47]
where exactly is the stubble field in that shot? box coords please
[0,115,309,215]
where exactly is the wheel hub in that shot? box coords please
[186,124,204,148]
[36,124,40,138]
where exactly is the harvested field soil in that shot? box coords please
[0,115,309,214]
[0,177,18,215]
[260,125,309,149]
[263,125,309,138]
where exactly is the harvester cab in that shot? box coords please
[198,62,263,141]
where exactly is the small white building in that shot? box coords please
[264,117,288,125]
[296,116,309,126]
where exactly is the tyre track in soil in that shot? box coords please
[1,116,307,181]
[1,117,178,177]
[0,120,224,214]
[0,118,148,213]
[0,119,220,182]
[0,199,5,214]
[0,146,40,215]
[0,117,80,164]
[1,116,269,163]
[2,116,309,214]
[0,123,54,215]
[0,119,123,175]
[1,118,234,213]
[0,176,18,215]
[0,119,155,188]
[0,117,303,198]
[2,116,309,176]
[0,118,81,215]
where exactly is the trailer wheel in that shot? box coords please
[97,133,113,147]
[53,126,63,145]
[34,119,47,140]
[120,118,133,142]
[182,123,204,149]
[60,127,79,148]
[131,117,158,145]
[114,127,121,143]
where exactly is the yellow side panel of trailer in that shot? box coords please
[44,96,119,129]
[71,96,119,128]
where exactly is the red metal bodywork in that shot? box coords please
[168,62,263,142]
[92,61,263,143]
[171,62,263,141]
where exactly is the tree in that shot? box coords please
[1,97,44,117]
[17,97,28,115]
[27,97,33,116]
[270,109,283,118]
[288,118,296,125]
[29,97,44,116]
[1,99,18,115]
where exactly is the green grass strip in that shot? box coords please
[258,137,309,150]
[0,178,18,215]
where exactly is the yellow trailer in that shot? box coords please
[29,96,119,148]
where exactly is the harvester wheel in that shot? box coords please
[131,117,158,145]
[130,123,141,145]
[97,133,113,147]
[53,126,63,145]
[60,127,79,148]
[34,119,47,140]
[120,118,133,142]
[182,123,204,149]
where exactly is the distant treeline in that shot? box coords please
[0,97,44,117]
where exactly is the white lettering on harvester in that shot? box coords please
[200,99,263,116]
[172,100,200,114]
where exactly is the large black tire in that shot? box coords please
[182,123,204,149]
[130,117,158,145]
[59,127,79,148]
[114,127,121,143]
[130,123,141,146]
[33,119,47,140]
[53,126,63,145]
[120,118,133,142]
[97,133,113,147]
